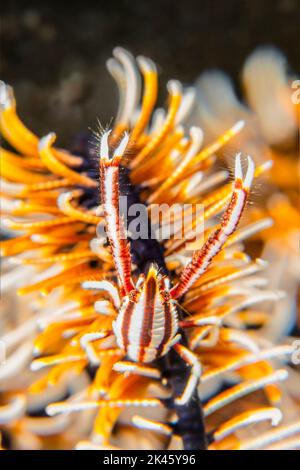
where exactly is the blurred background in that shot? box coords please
[2,0,300,146]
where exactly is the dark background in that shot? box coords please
[1,0,300,145]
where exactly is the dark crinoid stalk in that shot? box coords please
[1,48,299,451]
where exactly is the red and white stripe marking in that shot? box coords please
[113,266,178,363]
[100,131,135,294]
[170,154,255,299]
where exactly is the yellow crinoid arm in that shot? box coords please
[131,80,182,168]
[0,82,82,166]
[130,56,158,143]
[38,133,96,187]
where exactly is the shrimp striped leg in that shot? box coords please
[79,331,113,366]
[47,398,162,416]
[113,361,162,379]
[100,131,135,294]
[170,154,255,299]
[173,343,202,406]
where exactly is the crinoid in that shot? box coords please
[0,48,299,450]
